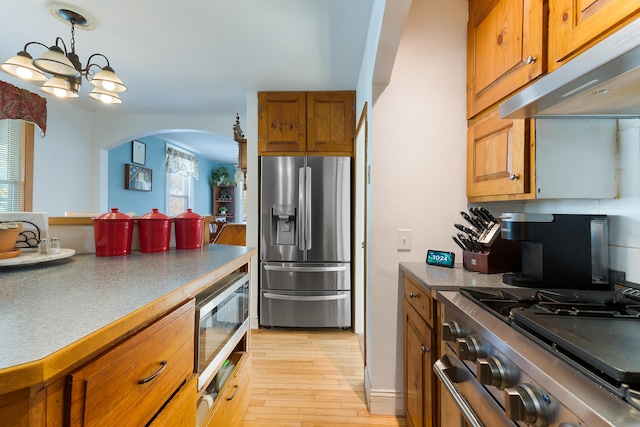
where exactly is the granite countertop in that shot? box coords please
[0,244,256,391]
[400,262,513,295]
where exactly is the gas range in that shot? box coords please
[436,284,640,427]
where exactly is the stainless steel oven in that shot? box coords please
[195,272,249,391]
[436,289,640,427]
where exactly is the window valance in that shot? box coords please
[165,145,199,179]
[0,80,47,136]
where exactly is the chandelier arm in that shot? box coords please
[54,37,69,55]
[82,53,111,77]
[23,41,50,52]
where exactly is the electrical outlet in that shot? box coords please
[397,229,411,251]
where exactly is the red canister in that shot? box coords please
[174,208,204,249]
[138,208,172,253]
[93,208,134,256]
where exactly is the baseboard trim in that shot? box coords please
[364,365,404,416]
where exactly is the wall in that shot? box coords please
[2,73,238,216]
[364,0,469,415]
[107,136,228,217]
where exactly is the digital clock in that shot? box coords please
[426,249,455,268]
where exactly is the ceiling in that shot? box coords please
[1,0,375,162]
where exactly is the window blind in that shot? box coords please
[0,120,25,212]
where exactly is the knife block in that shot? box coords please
[462,236,521,274]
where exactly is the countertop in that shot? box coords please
[400,262,513,296]
[0,244,256,392]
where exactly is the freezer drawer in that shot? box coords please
[261,262,350,291]
[260,290,351,328]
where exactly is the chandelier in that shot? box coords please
[1,8,126,104]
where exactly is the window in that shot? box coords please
[164,144,197,216]
[167,171,193,216]
[0,120,33,212]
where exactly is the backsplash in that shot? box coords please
[485,119,640,283]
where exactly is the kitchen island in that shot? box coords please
[0,244,256,426]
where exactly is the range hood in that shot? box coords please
[499,16,640,119]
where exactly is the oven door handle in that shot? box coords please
[434,356,485,427]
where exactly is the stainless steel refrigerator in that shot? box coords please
[259,156,351,328]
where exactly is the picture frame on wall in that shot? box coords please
[132,140,146,165]
[125,164,152,191]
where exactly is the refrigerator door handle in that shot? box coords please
[298,166,306,251]
[305,166,312,251]
[264,265,348,273]
[263,292,348,302]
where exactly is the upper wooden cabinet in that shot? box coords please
[466,0,544,118]
[548,0,640,70]
[467,107,533,201]
[258,91,355,156]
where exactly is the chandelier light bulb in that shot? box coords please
[16,67,35,80]
[0,51,47,82]
[88,87,122,104]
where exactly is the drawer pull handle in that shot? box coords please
[409,292,417,298]
[138,360,168,384]
[227,384,239,401]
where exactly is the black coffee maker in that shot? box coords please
[500,213,609,289]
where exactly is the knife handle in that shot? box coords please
[452,236,466,251]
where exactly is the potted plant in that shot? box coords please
[218,206,229,215]
[0,221,23,253]
[210,166,234,187]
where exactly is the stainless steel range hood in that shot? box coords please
[499,16,640,119]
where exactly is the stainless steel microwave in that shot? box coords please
[194,271,249,391]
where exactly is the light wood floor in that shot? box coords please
[242,328,407,426]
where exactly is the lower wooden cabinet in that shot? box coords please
[403,274,437,427]
[66,301,195,427]
[147,374,197,427]
[201,352,251,427]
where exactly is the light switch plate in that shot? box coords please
[397,229,411,250]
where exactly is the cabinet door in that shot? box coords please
[67,301,195,427]
[467,0,544,118]
[467,107,533,201]
[306,91,355,154]
[549,0,640,69]
[404,301,435,427]
[258,92,306,154]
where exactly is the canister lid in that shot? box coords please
[139,208,170,220]
[174,208,202,220]
[93,208,133,221]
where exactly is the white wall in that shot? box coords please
[364,0,469,415]
[4,71,237,216]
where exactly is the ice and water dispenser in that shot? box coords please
[270,205,296,245]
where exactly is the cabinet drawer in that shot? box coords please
[404,274,435,329]
[208,352,251,426]
[147,374,197,427]
[67,301,195,427]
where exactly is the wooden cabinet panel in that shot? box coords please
[258,92,307,154]
[258,91,355,155]
[467,0,544,118]
[306,91,355,153]
[147,374,197,427]
[403,273,437,427]
[467,107,533,200]
[549,0,640,69]
[206,352,251,426]
[67,301,195,427]
[404,301,436,427]
[404,275,435,329]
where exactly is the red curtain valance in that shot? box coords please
[0,80,47,136]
